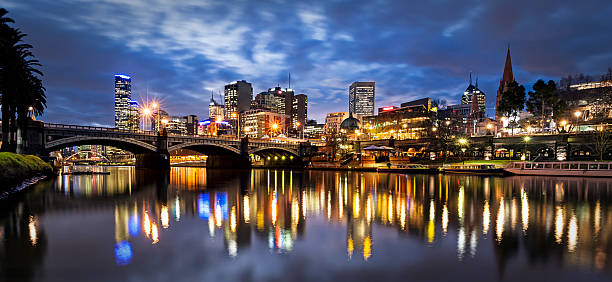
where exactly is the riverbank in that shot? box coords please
[0,152,54,194]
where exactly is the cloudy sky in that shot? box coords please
[3,0,611,125]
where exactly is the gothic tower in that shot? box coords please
[496,48,514,119]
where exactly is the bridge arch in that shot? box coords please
[249,147,299,157]
[168,142,241,155]
[45,136,157,153]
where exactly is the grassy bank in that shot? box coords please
[0,152,53,190]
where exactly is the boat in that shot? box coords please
[443,164,506,175]
[504,161,612,177]
[377,164,439,174]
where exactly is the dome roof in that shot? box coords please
[340,113,361,131]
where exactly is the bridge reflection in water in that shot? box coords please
[1,169,612,281]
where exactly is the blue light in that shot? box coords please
[128,214,139,237]
[216,192,228,218]
[218,121,230,126]
[114,74,131,80]
[199,120,211,126]
[115,241,133,266]
[198,193,210,219]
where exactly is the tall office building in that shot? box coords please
[127,100,140,131]
[224,80,253,118]
[292,94,308,128]
[461,73,486,112]
[349,82,375,118]
[114,74,133,130]
[209,95,224,121]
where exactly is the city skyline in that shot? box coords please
[2,0,611,125]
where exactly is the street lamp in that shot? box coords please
[523,136,531,161]
[458,138,468,164]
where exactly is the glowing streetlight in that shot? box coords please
[458,138,467,145]
[445,120,451,126]
[560,120,567,127]
[272,123,278,130]
[574,111,581,118]
[486,123,492,129]
[143,108,151,116]
[402,124,408,128]
[432,127,437,132]
[523,136,531,142]
[161,119,169,125]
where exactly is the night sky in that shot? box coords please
[3,0,611,126]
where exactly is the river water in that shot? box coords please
[1,167,611,282]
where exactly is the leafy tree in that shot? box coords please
[526,79,566,132]
[497,81,526,135]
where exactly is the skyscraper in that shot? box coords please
[349,82,375,118]
[127,99,140,131]
[209,93,224,121]
[292,94,308,128]
[496,48,514,119]
[114,74,132,130]
[461,73,486,112]
[224,80,253,118]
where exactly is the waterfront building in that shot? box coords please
[562,78,612,125]
[324,112,350,134]
[349,82,375,118]
[304,121,325,140]
[114,74,133,130]
[363,98,432,140]
[461,73,486,111]
[496,48,514,119]
[243,109,290,138]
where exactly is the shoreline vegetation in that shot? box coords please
[0,152,53,195]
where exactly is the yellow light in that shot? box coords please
[445,120,451,125]
[458,138,467,145]
[274,156,278,160]
[151,102,158,109]
[28,216,37,246]
[272,123,278,130]
[560,120,567,126]
[486,123,492,129]
[432,127,437,131]
[161,205,169,229]
[230,206,237,232]
[363,236,372,260]
[523,136,531,142]
[296,121,301,127]
[231,112,238,118]
[402,124,407,128]
[161,119,169,124]
[144,213,151,237]
[216,116,223,123]
[143,108,151,116]
[151,223,159,244]
[282,156,286,160]
[243,196,250,223]
[574,111,581,118]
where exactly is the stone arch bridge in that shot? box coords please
[22,122,311,169]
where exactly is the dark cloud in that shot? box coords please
[3,0,611,124]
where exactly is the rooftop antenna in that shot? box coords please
[289,72,291,89]
[475,74,479,87]
[469,71,473,85]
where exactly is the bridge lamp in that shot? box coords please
[523,136,531,142]
[274,156,278,160]
[290,156,294,160]
[282,156,286,160]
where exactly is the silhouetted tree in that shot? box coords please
[526,80,566,132]
[497,81,526,135]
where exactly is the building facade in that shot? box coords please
[324,112,350,134]
[243,109,290,139]
[363,99,432,140]
[127,100,140,131]
[292,94,308,128]
[349,81,375,118]
[209,96,224,121]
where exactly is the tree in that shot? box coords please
[0,8,45,153]
[497,81,526,135]
[592,126,612,161]
[526,79,566,132]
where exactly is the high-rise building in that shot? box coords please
[349,82,375,118]
[461,73,486,112]
[209,95,224,121]
[114,74,132,130]
[127,100,140,131]
[496,48,514,119]
[292,94,308,128]
[324,112,349,134]
[224,80,253,118]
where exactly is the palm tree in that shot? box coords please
[0,8,45,153]
[0,8,15,151]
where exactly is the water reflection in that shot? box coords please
[1,168,612,281]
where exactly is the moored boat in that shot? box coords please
[377,164,439,174]
[504,161,612,177]
[443,164,506,175]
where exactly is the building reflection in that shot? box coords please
[2,168,612,277]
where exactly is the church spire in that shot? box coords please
[502,47,513,83]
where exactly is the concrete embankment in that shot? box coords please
[0,152,54,198]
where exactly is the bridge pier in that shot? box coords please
[135,152,170,170]
[206,155,251,169]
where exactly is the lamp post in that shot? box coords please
[151,102,159,133]
[296,121,302,139]
[522,136,531,161]
[231,112,239,138]
[458,138,468,164]
[574,111,582,132]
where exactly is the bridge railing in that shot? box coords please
[45,123,156,134]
